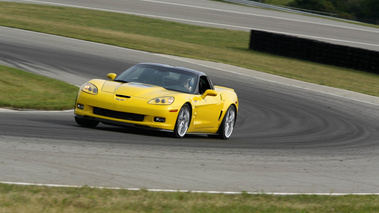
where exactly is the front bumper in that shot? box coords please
[74,91,180,131]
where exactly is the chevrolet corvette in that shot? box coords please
[74,63,238,139]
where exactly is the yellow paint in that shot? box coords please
[75,79,238,134]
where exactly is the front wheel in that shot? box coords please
[75,117,99,128]
[217,105,236,139]
[173,104,191,138]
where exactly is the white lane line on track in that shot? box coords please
[0,108,74,113]
[1,181,378,195]
[157,54,379,107]
[16,0,379,48]
[141,0,379,34]
[1,25,378,108]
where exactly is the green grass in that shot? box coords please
[0,2,378,210]
[0,65,78,110]
[0,183,378,213]
[1,2,379,98]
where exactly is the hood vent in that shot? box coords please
[116,94,131,98]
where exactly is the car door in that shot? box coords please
[192,76,223,129]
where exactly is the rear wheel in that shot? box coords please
[75,117,99,128]
[217,105,236,139]
[174,104,191,138]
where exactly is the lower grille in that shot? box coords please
[93,107,144,122]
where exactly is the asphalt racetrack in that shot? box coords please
[3,0,379,51]
[1,1,379,194]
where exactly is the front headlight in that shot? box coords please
[148,96,175,105]
[81,82,98,95]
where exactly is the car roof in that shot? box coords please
[138,63,207,76]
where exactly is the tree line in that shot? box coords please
[287,0,379,24]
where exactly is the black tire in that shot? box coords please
[75,117,99,128]
[173,104,191,138]
[217,105,236,139]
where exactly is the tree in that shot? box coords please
[288,0,336,13]
[361,0,379,19]
[287,0,378,24]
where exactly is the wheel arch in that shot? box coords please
[219,100,238,124]
[184,101,193,124]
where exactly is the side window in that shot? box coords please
[198,76,212,94]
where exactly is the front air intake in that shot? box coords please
[93,107,144,121]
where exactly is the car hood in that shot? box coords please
[100,81,179,99]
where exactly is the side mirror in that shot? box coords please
[201,89,218,99]
[107,73,117,80]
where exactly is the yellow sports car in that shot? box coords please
[74,63,238,139]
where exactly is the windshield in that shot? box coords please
[115,64,197,94]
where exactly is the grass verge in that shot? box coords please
[0,2,378,210]
[1,2,379,97]
[0,65,78,110]
[1,183,379,213]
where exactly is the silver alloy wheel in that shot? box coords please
[175,104,190,137]
[223,106,235,139]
